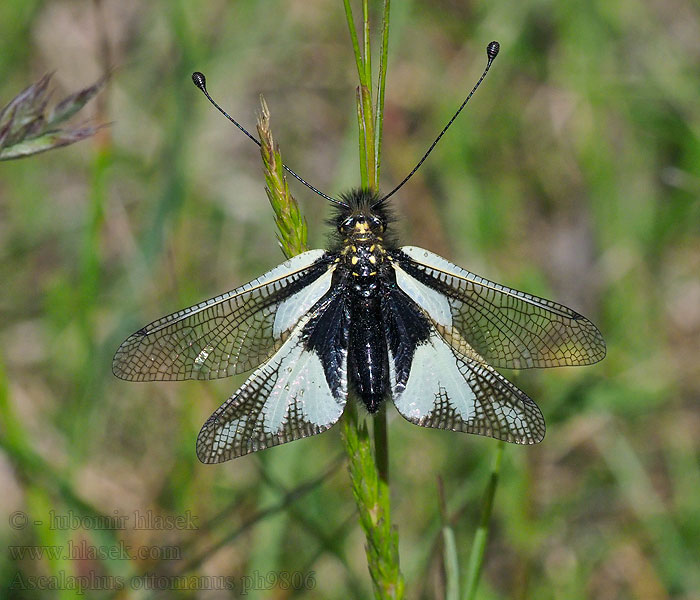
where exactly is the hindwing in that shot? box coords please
[390,328,545,444]
[196,287,350,462]
[383,285,545,444]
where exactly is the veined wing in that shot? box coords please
[391,328,545,444]
[113,250,335,381]
[196,288,349,462]
[394,246,606,369]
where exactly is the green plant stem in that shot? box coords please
[361,83,376,188]
[362,0,372,89]
[342,2,403,598]
[360,0,376,185]
[374,0,390,183]
[356,87,369,188]
[343,0,365,85]
[373,404,389,485]
[343,405,404,599]
[463,440,506,600]
[443,524,460,600]
[437,477,460,600]
[344,0,377,189]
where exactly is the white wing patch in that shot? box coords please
[400,246,466,277]
[391,329,545,444]
[273,266,334,339]
[393,333,475,420]
[247,249,327,291]
[393,263,452,327]
[261,335,344,432]
[197,316,347,462]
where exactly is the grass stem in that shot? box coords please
[374,0,390,183]
[342,2,403,598]
[463,440,506,599]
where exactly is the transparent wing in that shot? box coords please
[395,246,606,369]
[196,294,349,462]
[113,250,334,381]
[391,330,545,444]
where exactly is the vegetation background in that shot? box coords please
[1,0,699,598]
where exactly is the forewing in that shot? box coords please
[391,330,545,444]
[113,250,333,381]
[396,246,606,369]
[196,292,349,462]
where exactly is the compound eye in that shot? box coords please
[369,216,384,231]
[340,217,355,233]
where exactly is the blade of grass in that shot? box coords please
[68,141,112,453]
[360,82,376,188]
[344,0,376,189]
[438,477,460,600]
[361,0,376,185]
[356,86,369,188]
[463,440,506,600]
[374,0,390,183]
[343,0,366,85]
[362,0,372,90]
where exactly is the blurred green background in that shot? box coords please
[1,0,699,598]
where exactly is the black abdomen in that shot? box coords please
[348,289,388,413]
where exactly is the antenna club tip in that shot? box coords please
[487,41,500,61]
[192,71,206,91]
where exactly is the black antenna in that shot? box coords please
[374,41,500,207]
[191,72,347,208]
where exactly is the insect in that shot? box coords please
[113,42,606,463]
